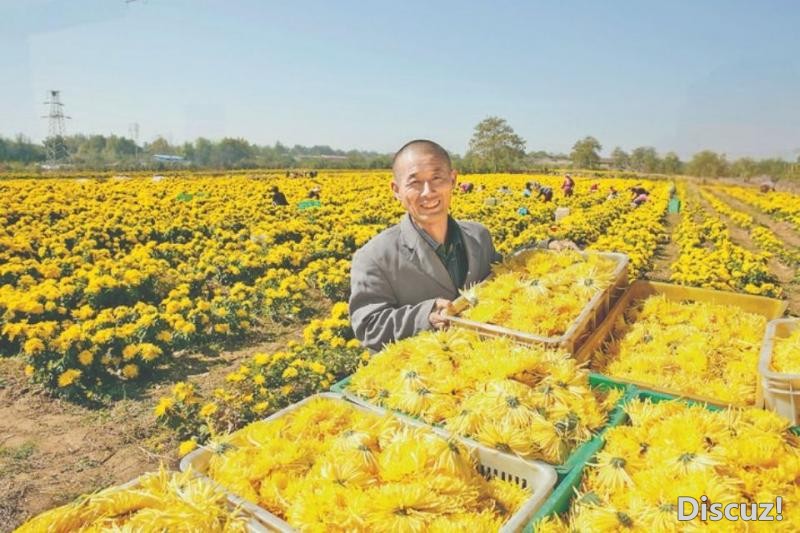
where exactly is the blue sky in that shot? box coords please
[3,0,799,159]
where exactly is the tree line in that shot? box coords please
[2,118,799,181]
[0,134,391,171]
[463,118,800,181]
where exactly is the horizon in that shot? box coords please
[4,1,800,161]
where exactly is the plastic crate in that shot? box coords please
[443,250,630,354]
[759,318,800,425]
[523,386,736,532]
[181,392,557,533]
[331,373,631,475]
[575,280,788,408]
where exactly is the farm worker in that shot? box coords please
[561,174,575,197]
[632,192,648,207]
[270,186,288,206]
[308,185,321,200]
[349,139,576,352]
[606,186,619,201]
[590,182,599,193]
[523,181,537,197]
[534,183,554,202]
[517,206,529,216]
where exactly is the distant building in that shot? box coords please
[153,154,186,163]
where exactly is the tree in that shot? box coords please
[687,150,728,178]
[466,116,527,172]
[570,136,602,169]
[661,152,683,174]
[731,157,758,180]
[216,137,253,167]
[629,146,660,173]
[610,147,629,170]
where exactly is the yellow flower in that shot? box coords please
[282,366,299,379]
[138,343,162,362]
[122,364,139,379]
[24,364,35,377]
[156,330,172,342]
[280,384,293,395]
[253,401,269,413]
[77,350,94,366]
[178,439,197,457]
[200,402,218,417]
[154,397,174,417]
[309,362,326,374]
[253,353,269,366]
[253,375,266,385]
[57,369,82,388]
[23,338,46,356]
[122,344,138,360]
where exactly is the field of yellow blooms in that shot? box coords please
[4,170,800,531]
[1,173,797,405]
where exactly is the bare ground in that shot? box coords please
[0,321,305,532]
[646,211,681,282]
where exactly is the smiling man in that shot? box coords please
[348,139,501,352]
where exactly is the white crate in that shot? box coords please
[181,392,557,533]
[759,318,800,425]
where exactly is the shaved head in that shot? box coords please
[392,139,451,180]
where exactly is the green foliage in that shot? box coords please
[610,147,629,169]
[464,116,527,172]
[687,150,729,177]
[570,136,602,169]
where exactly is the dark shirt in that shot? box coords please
[272,191,288,206]
[411,216,468,290]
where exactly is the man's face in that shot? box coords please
[391,149,457,226]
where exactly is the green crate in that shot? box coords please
[331,373,632,475]
[523,385,800,532]
[330,375,351,393]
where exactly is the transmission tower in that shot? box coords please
[129,122,140,165]
[42,90,71,165]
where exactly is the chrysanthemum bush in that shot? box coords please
[155,303,368,444]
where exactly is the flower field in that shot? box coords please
[2,170,800,531]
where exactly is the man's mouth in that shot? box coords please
[420,199,440,210]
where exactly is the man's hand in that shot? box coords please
[548,239,579,251]
[429,298,453,329]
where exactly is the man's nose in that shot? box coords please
[421,181,435,195]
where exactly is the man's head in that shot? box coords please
[391,139,456,227]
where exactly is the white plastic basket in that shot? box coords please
[181,392,557,533]
[759,318,800,425]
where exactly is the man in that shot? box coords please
[349,139,574,352]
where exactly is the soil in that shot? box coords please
[646,211,681,282]
[0,321,305,532]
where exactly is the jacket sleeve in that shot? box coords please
[348,251,437,352]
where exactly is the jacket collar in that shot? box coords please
[399,213,484,293]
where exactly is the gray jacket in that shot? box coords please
[349,213,500,352]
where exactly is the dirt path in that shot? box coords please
[0,323,304,532]
[694,185,800,316]
[645,211,681,282]
[713,189,800,250]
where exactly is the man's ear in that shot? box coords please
[390,180,400,201]
[450,169,458,187]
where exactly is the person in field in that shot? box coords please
[561,174,575,197]
[349,139,575,351]
[270,186,288,206]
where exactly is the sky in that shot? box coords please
[2,0,800,160]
